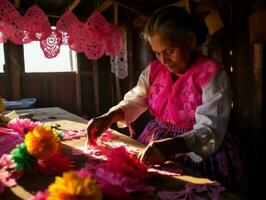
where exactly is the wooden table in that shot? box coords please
[0,107,243,200]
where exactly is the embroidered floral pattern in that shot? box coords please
[148,56,221,128]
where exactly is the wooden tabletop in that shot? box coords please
[0,107,243,200]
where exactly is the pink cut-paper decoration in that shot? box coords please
[103,146,151,179]
[0,0,31,45]
[56,11,86,51]
[7,118,40,136]
[68,21,86,52]
[84,33,106,60]
[0,17,13,43]
[99,130,119,141]
[37,152,73,175]
[157,183,225,200]
[95,166,156,199]
[0,128,23,157]
[29,190,49,200]
[40,29,62,58]
[84,11,110,39]
[23,5,51,41]
[61,129,86,140]
[0,154,24,187]
[87,127,98,146]
[77,146,156,199]
[56,11,79,37]
[105,24,123,56]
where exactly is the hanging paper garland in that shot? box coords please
[40,30,62,58]
[23,5,51,41]
[56,11,78,46]
[0,0,123,60]
[56,11,86,52]
[105,24,123,56]
[68,21,86,52]
[84,32,106,60]
[0,0,31,45]
[84,11,110,39]
[110,28,128,79]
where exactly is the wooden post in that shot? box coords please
[92,61,100,115]
[114,3,122,102]
[6,43,21,100]
[75,56,82,115]
[253,43,263,132]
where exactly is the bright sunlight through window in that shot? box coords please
[23,41,77,73]
[0,43,5,73]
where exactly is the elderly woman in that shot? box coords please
[87,6,244,191]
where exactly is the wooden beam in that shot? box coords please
[14,0,20,9]
[98,0,114,12]
[66,0,81,12]
[184,0,191,13]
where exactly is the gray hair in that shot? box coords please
[141,6,207,46]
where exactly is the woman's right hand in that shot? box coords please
[86,114,113,144]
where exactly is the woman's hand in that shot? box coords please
[86,114,113,144]
[139,140,168,165]
[139,137,189,165]
[86,108,125,144]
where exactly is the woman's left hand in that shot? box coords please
[139,137,189,165]
[139,140,168,165]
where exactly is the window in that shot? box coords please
[23,41,77,73]
[0,43,5,73]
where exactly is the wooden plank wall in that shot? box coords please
[230,0,264,198]
[0,74,11,99]
[20,73,77,113]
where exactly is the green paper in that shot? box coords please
[55,130,64,140]
[11,143,37,170]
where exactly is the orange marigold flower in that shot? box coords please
[25,126,60,159]
[47,171,102,200]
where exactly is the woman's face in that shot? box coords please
[148,35,191,75]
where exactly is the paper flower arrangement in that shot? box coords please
[0,119,74,194]
[10,143,37,170]
[25,126,60,159]
[7,118,41,136]
[10,125,63,171]
[30,170,102,200]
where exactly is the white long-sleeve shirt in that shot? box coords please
[109,65,231,162]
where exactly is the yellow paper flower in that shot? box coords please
[47,171,102,200]
[25,126,60,159]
